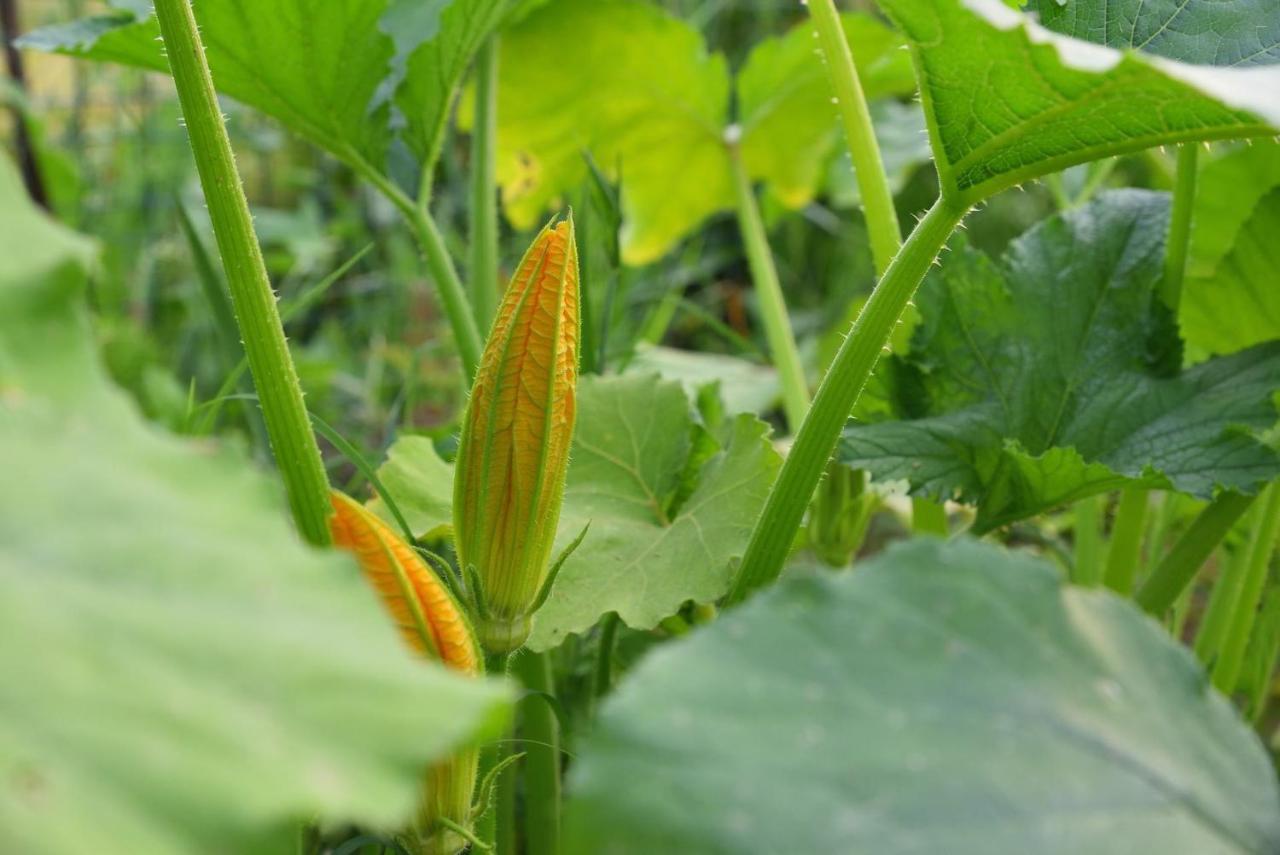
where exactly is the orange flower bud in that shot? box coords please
[329,490,480,675]
[454,215,580,653]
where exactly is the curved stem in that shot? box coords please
[807,0,901,276]
[1213,482,1280,693]
[514,651,560,855]
[1136,492,1255,617]
[1103,488,1149,595]
[469,37,501,331]
[726,198,965,604]
[353,157,484,383]
[729,149,809,431]
[153,0,331,545]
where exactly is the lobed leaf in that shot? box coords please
[838,191,1280,530]
[565,538,1280,854]
[490,0,912,263]
[527,374,782,650]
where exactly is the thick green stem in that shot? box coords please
[726,199,965,604]
[807,0,901,276]
[1160,144,1198,310]
[469,37,500,331]
[153,0,330,545]
[353,159,484,383]
[514,651,561,855]
[1136,492,1255,617]
[1073,495,1107,586]
[1103,488,1149,594]
[729,148,809,431]
[1213,482,1280,694]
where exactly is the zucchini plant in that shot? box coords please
[6,0,1280,853]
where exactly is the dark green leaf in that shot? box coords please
[839,191,1280,530]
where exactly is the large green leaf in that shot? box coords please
[19,0,506,174]
[528,374,781,650]
[0,160,513,853]
[838,191,1280,531]
[1180,142,1280,356]
[492,0,912,263]
[881,0,1280,206]
[565,537,1280,854]
[1027,0,1280,66]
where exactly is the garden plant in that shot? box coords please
[4,0,1280,852]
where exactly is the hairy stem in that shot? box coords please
[1213,482,1280,694]
[1136,492,1255,617]
[729,148,810,431]
[514,651,561,855]
[153,0,330,544]
[726,198,965,604]
[469,37,500,331]
[807,0,901,276]
[1103,488,1149,594]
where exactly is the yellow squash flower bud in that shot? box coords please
[328,491,481,854]
[454,215,580,653]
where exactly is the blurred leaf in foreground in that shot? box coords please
[0,158,513,854]
[566,537,1280,854]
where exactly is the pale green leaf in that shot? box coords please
[492,0,913,263]
[626,344,781,416]
[493,0,731,264]
[1180,142,1280,356]
[881,0,1280,205]
[370,435,456,541]
[565,537,1280,854]
[527,374,781,649]
[838,191,1280,530]
[0,159,513,854]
